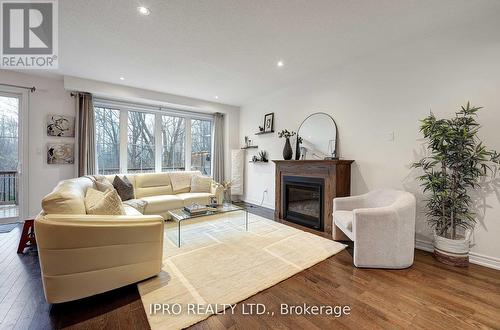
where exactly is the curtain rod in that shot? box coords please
[0,83,36,92]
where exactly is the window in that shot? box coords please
[128,111,155,173]
[161,115,185,171]
[94,100,213,176]
[191,119,212,175]
[95,106,120,174]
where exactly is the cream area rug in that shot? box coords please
[138,211,346,330]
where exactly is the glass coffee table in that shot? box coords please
[167,204,248,247]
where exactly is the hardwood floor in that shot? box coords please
[0,205,499,329]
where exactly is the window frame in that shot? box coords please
[93,98,214,176]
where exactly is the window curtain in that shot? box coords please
[213,112,225,183]
[76,92,96,176]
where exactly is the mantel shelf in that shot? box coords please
[241,146,258,150]
[249,160,269,164]
[255,130,274,135]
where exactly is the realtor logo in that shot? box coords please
[1,0,58,69]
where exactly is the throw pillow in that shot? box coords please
[123,199,147,214]
[190,175,212,193]
[113,175,135,201]
[85,188,125,215]
[95,180,114,192]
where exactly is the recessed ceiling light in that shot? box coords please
[277,60,284,67]
[119,77,125,81]
[214,96,219,99]
[137,6,151,16]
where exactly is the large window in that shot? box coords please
[95,106,120,174]
[191,119,212,175]
[161,115,185,171]
[128,111,155,173]
[94,100,213,176]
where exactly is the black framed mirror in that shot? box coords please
[296,112,338,160]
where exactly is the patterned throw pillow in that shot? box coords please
[190,175,212,193]
[85,188,125,215]
[123,199,147,214]
[113,175,135,201]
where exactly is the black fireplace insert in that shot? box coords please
[282,176,324,231]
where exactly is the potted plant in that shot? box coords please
[413,102,499,266]
[278,129,296,160]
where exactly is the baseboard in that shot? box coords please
[241,198,275,211]
[415,238,500,270]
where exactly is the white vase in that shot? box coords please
[433,230,471,267]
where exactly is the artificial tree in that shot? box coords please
[413,102,499,240]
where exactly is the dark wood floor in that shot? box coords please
[1,204,499,329]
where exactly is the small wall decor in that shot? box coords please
[263,113,274,132]
[47,143,75,164]
[47,114,75,137]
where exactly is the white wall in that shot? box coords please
[0,71,75,217]
[64,76,240,182]
[239,17,500,265]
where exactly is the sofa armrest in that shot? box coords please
[352,206,412,268]
[35,213,164,250]
[34,213,165,303]
[211,181,225,204]
[333,194,367,212]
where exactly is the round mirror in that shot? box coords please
[297,112,338,160]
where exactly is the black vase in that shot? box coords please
[283,138,293,160]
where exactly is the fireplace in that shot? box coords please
[283,176,324,231]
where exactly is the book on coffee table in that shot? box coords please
[183,203,217,215]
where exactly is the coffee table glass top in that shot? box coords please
[168,204,244,222]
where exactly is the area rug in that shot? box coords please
[138,212,346,330]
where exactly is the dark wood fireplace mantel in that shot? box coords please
[273,159,354,237]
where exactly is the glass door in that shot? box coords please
[0,93,21,223]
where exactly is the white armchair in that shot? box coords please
[333,190,416,269]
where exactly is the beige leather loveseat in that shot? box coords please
[35,171,223,303]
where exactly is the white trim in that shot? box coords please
[94,98,214,121]
[154,113,162,172]
[185,118,192,171]
[119,110,128,173]
[415,238,500,270]
[0,88,29,222]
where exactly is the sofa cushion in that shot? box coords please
[334,210,353,232]
[190,175,212,193]
[113,175,135,201]
[134,173,173,198]
[42,177,93,214]
[85,188,125,215]
[176,192,213,206]
[141,195,183,214]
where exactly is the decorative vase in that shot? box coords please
[223,190,232,206]
[283,138,293,160]
[295,138,301,160]
[433,230,471,267]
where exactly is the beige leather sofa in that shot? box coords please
[35,171,223,303]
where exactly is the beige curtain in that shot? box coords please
[76,93,95,176]
[213,112,225,183]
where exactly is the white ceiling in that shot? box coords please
[50,0,500,106]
